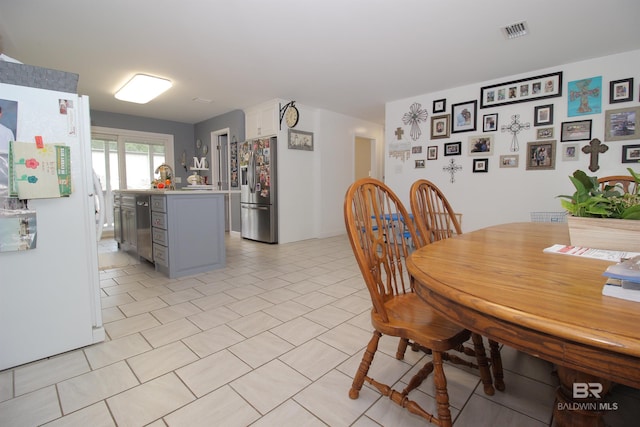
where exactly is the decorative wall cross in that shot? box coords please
[581,138,608,172]
[570,79,600,114]
[501,114,530,152]
[443,158,462,183]
[402,102,428,141]
[394,127,404,140]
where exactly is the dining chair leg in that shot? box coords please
[402,358,434,396]
[471,333,495,396]
[349,331,381,399]
[396,338,409,360]
[433,351,453,427]
[489,339,505,391]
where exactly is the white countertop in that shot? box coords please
[115,188,229,194]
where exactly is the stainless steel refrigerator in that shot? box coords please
[240,137,277,243]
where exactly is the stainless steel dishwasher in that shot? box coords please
[135,195,153,262]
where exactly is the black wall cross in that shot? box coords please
[581,138,608,172]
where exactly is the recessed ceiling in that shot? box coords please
[1,0,639,125]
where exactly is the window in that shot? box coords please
[91,127,174,231]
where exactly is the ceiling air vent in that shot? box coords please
[502,21,529,40]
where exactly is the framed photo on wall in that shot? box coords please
[561,143,580,161]
[415,159,425,168]
[473,158,489,173]
[427,146,438,160]
[288,129,314,150]
[604,106,640,141]
[433,98,446,113]
[622,144,640,163]
[480,71,562,108]
[483,113,498,132]
[468,135,493,155]
[534,104,554,126]
[430,114,450,139]
[444,141,461,156]
[536,127,554,140]
[526,140,556,170]
[609,78,634,103]
[560,120,592,142]
[499,154,519,168]
[451,100,477,133]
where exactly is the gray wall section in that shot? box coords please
[194,109,245,184]
[194,110,245,233]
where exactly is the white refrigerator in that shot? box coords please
[0,81,104,370]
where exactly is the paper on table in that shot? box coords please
[543,244,640,262]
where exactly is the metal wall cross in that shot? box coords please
[443,158,462,183]
[402,102,428,141]
[581,138,608,172]
[501,114,530,152]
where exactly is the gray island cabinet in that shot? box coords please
[114,190,226,278]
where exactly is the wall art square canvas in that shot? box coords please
[567,76,602,117]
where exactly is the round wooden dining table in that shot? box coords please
[406,222,640,427]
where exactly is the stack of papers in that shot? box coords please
[602,256,640,302]
[543,244,640,262]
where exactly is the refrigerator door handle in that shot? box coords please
[241,204,269,210]
[248,150,256,193]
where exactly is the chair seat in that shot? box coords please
[372,293,471,352]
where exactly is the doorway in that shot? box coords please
[211,129,241,234]
[354,136,376,180]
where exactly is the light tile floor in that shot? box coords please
[1,234,638,426]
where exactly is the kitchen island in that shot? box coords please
[113,189,226,278]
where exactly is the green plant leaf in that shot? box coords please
[622,204,640,219]
[560,169,640,219]
[560,199,578,215]
[572,170,597,192]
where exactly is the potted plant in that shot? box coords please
[558,167,640,251]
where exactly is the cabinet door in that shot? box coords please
[245,102,278,139]
[245,109,260,140]
[257,103,278,137]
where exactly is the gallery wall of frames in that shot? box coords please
[385,49,640,233]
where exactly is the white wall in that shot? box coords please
[385,49,640,232]
[316,108,385,239]
[276,102,384,243]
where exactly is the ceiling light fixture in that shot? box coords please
[501,21,529,40]
[115,74,172,104]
